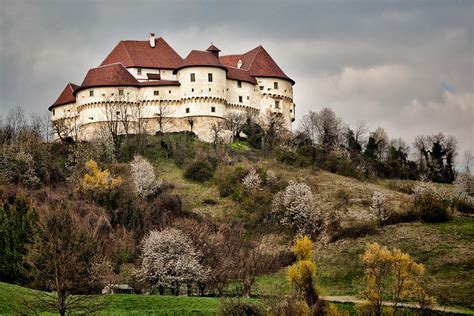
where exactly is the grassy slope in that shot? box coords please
[149,157,473,309]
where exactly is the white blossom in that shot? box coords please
[370,191,389,223]
[272,181,321,234]
[242,168,262,192]
[130,155,163,198]
[139,228,208,288]
[453,173,474,206]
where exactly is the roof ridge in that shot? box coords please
[120,41,135,66]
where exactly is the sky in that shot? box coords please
[0,0,472,164]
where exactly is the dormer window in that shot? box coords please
[208,73,213,82]
[190,73,195,82]
[274,82,278,89]
[237,81,242,88]
[89,90,94,97]
[137,68,142,75]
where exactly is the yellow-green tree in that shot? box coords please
[287,235,318,306]
[361,242,435,315]
[80,160,122,192]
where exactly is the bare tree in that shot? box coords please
[25,206,101,316]
[223,110,246,139]
[258,109,288,154]
[154,102,174,134]
[51,106,79,142]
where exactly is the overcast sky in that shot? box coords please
[0,0,472,162]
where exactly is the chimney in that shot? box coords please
[149,33,155,48]
[206,43,221,58]
[237,59,243,69]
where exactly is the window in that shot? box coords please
[211,107,216,113]
[259,86,264,90]
[208,73,213,82]
[190,73,195,82]
[89,90,94,97]
[237,81,242,88]
[290,109,293,113]
[209,88,211,92]
[169,90,171,94]
[247,96,250,100]
[118,89,124,96]
[239,96,243,103]
[275,100,280,109]
[137,68,142,75]
[274,82,278,89]
[116,111,120,115]
[52,109,55,115]
[186,108,190,113]
[191,88,194,92]
[154,90,159,95]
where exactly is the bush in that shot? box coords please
[183,160,214,182]
[217,299,264,316]
[412,182,450,223]
[275,148,311,167]
[215,166,248,198]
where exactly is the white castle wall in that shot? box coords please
[51,66,295,142]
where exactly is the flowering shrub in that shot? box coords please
[370,191,390,223]
[412,179,450,222]
[139,228,207,292]
[272,181,320,235]
[453,173,474,206]
[130,155,163,198]
[80,160,122,192]
[242,168,262,192]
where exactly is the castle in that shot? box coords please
[49,33,295,142]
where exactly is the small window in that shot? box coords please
[211,107,216,113]
[52,109,55,115]
[89,90,94,97]
[247,96,250,100]
[208,73,213,82]
[89,117,94,120]
[237,81,242,88]
[239,96,243,103]
[191,88,194,92]
[102,93,106,97]
[137,68,142,75]
[169,90,171,94]
[209,88,211,92]
[259,86,264,90]
[290,109,293,113]
[118,89,124,96]
[275,100,280,109]
[274,82,278,89]
[190,73,195,82]
[154,90,159,95]
[116,111,120,115]
[186,108,190,113]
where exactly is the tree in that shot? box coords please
[287,235,318,307]
[130,155,163,198]
[258,109,288,154]
[0,198,37,283]
[154,102,174,134]
[300,108,344,156]
[370,191,389,224]
[272,181,321,236]
[223,110,247,139]
[139,228,208,295]
[361,243,434,315]
[51,106,79,143]
[25,206,99,316]
[80,160,123,192]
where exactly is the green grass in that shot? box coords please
[229,141,251,152]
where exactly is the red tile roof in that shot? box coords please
[173,50,227,73]
[49,83,79,110]
[100,38,183,69]
[220,46,294,84]
[75,63,139,94]
[206,44,221,53]
[225,67,257,84]
[139,80,180,87]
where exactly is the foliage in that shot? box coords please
[453,173,474,214]
[217,298,264,316]
[272,181,321,236]
[183,160,214,182]
[80,160,123,192]
[370,191,390,224]
[139,228,208,294]
[412,180,450,222]
[130,155,163,198]
[242,169,262,193]
[0,197,37,283]
[361,242,435,315]
[287,235,318,307]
